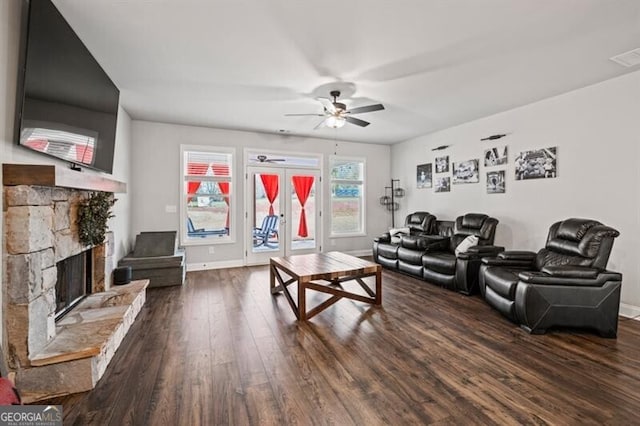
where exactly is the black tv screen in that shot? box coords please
[15,0,120,174]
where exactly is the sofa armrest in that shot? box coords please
[498,251,537,261]
[518,270,622,287]
[457,245,504,260]
[469,245,505,254]
[481,258,534,268]
[480,250,536,267]
[540,265,599,279]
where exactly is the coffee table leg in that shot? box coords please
[270,263,276,291]
[299,280,306,321]
[375,267,382,305]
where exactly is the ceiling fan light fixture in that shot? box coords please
[326,115,346,129]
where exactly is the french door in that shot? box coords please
[246,167,321,265]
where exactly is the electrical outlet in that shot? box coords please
[165,205,177,213]
[208,247,215,254]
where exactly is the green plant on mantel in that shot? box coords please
[77,192,116,247]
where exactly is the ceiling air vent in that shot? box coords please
[609,48,640,68]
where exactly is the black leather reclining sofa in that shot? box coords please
[373,212,503,294]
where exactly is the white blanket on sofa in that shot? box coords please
[389,227,410,244]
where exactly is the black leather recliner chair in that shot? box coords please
[382,211,437,240]
[418,213,502,293]
[373,212,437,269]
[479,218,622,337]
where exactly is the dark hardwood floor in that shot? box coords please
[44,264,640,425]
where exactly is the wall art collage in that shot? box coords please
[416,144,557,194]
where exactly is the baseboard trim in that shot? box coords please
[620,303,640,320]
[186,260,244,272]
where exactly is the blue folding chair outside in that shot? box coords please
[253,215,279,247]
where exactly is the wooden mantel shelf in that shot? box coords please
[2,164,127,193]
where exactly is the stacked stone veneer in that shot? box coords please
[3,185,114,369]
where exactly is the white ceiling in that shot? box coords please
[53,0,640,145]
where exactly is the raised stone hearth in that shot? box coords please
[18,281,148,403]
[2,170,136,402]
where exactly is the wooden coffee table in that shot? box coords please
[270,251,382,320]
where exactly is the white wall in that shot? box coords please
[131,121,391,266]
[109,107,134,260]
[0,0,22,352]
[0,1,133,354]
[392,70,640,313]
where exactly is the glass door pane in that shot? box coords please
[252,172,281,253]
[288,170,319,253]
[246,166,285,265]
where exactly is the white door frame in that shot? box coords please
[244,149,322,266]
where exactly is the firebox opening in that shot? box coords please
[55,249,93,321]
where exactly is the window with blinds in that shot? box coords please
[329,157,366,236]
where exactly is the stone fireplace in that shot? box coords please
[4,184,114,368]
[2,164,147,402]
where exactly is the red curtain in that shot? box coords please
[187,181,201,196]
[213,164,231,229]
[260,174,279,215]
[186,162,208,201]
[217,182,230,228]
[292,176,314,237]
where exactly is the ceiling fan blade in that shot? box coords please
[346,104,385,114]
[313,118,328,130]
[317,97,336,114]
[284,113,325,116]
[345,116,370,127]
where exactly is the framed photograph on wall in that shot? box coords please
[435,156,449,173]
[416,163,432,188]
[435,177,450,193]
[514,147,557,180]
[452,159,480,184]
[487,171,505,194]
[484,145,508,167]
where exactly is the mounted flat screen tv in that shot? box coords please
[15,0,120,174]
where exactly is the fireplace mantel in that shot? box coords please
[3,164,127,193]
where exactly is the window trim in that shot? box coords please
[180,144,236,246]
[328,155,366,238]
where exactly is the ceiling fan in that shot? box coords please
[285,90,385,129]
[253,154,285,163]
